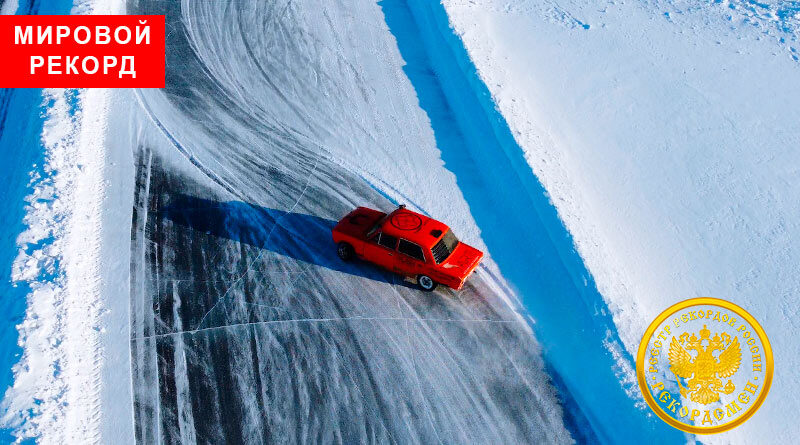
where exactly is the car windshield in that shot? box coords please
[366,213,389,238]
[431,229,459,264]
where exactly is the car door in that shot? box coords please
[396,239,427,275]
[364,232,398,270]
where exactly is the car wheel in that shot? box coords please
[417,275,437,292]
[337,242,354,261]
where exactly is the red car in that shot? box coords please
[332,205,483,291]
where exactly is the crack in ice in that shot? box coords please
[137,315,516,340]
[193,158,321,330]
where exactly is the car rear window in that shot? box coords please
[398,239,425,262]
[378,232,398,249]
[431,229,459,264]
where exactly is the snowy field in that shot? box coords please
[441,0,800,442]
[2,0,798,443]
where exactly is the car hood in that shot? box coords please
[439,242,483,279]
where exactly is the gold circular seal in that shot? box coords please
[636,298,772,434]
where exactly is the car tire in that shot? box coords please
[417,274,437,292]
[337,242,354,261]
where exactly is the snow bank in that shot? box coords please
[442,0,800,441]
[2,1,128,442]
[3,87,107,444]
[94,89,136,445]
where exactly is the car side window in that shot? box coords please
[398,239,425,262]
[378,232,398,250]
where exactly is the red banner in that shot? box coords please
[0,15,165,88]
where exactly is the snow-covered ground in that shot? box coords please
[442,0,800,441]
[1,2,129,444]
[3,89,108,443]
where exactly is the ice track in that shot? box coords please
[127,0,571,443]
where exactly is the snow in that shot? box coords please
[0,0,19,15]
[94,88,136,444]
[3,86,108,444]
[442,0,800,441]
[2,2,128,443]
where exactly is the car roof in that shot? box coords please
[379,207,449,249]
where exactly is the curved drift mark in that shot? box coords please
[134,89,240,198]
[379,0,685,442]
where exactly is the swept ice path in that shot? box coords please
[441,0,800,442]
[124,0,572,442]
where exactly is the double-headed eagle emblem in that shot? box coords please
[668,324,742,404]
